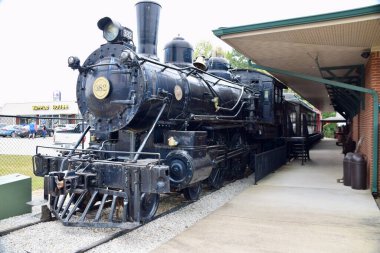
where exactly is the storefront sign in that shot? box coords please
[53,104,69,110]
[32,105,49,110]
[32,104,69,111]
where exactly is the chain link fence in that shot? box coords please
[0,115,84,190]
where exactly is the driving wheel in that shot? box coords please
[140,193,160,222]
[208,167,225,190]
[183,182,202,201]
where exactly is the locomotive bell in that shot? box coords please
[193,56,207,71]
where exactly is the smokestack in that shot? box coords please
[135,1,161,59]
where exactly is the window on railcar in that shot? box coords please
[274,86,282,104]
[307,112,317,134]
[262,82,274,123]
[274,88,278,103]
[290,112,297,134]
[264,90,269,100]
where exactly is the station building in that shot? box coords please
[213,4,380,196]
[0,101,81,127]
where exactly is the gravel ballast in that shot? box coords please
[0,175,254,253]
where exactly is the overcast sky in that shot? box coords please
[0,0,378,107]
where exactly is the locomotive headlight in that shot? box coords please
[68,56,80,70]
[97,17,122,42]
[97,16,133,43]
[68,56,75,65]
[103,23,120,42]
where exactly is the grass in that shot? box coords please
[0,154,43,190]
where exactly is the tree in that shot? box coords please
[193,41,252,70]
[322,112,336,119]
[224,49,252,69]
[323,122,337,138]
[214,46,225,57]
[322,111,337,138]
[193,41,213,58]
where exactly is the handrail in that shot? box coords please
[35,145,162,163]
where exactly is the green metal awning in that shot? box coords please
[213,5,380,115]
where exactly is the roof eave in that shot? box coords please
[213,4,380,37]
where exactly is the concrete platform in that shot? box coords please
[153,139,380,253]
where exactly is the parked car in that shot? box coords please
[64,124,78,130]
[54,124,77,132]
[0,125,23,137]
[54,124,68,132]
[54,123,90,150]
[36,125,54,137]
[15,125,30,138]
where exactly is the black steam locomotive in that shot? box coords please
[33,1,310,228]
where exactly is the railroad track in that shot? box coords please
[73,186,218,253]
[73,196,198,253]
[0,174,253,253]
[0,185,216,251]
[0,220,43,237]
[0,205,54,237]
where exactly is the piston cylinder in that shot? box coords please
[166,149,212,190]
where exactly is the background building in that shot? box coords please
[0,101,81,127]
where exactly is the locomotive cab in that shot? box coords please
[231,69,285,139]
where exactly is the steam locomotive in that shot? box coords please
[33,1,319,228]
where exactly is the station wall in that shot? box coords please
[353,50,380,191]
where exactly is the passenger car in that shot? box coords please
[54,124,77,132]
[53,123,90,149]
[0,125,24,137]
[15,125,30,138]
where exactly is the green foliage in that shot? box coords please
[214,46,225,57]
[322,111,336,119]
[193,41,252,69]
[323,123,337,138]
[322,112,337,138]
[193,41,213,58]
[224,49,252,69]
